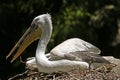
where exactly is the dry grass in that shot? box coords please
[8,65,120,80]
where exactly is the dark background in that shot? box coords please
[0,0,119,79]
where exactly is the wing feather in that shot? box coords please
[50,38,101,60]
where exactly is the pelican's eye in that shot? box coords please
[34,18,40,23]
[30,21,38,29]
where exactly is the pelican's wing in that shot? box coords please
[49,38,101,60]
[63,51,110,69]
[64,51,110,63]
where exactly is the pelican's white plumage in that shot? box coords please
[6,14,109,73]
[50,38,101,60]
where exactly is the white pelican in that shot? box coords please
[6,14,109,73]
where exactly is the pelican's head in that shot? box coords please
[33,14,52,31]
[6,14,52,62]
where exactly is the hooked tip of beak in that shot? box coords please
[6,54,11,60]
[6,54,14,63]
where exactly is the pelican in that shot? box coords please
[6,14,109,73]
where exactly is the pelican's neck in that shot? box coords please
[36,18,52,62]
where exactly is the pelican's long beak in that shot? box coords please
[6,22,42,63]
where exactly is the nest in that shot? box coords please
[8,64,120,80]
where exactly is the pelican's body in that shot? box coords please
[26,38,101,70]
[6,14,109,73]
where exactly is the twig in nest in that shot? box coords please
[8,70,29,80]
